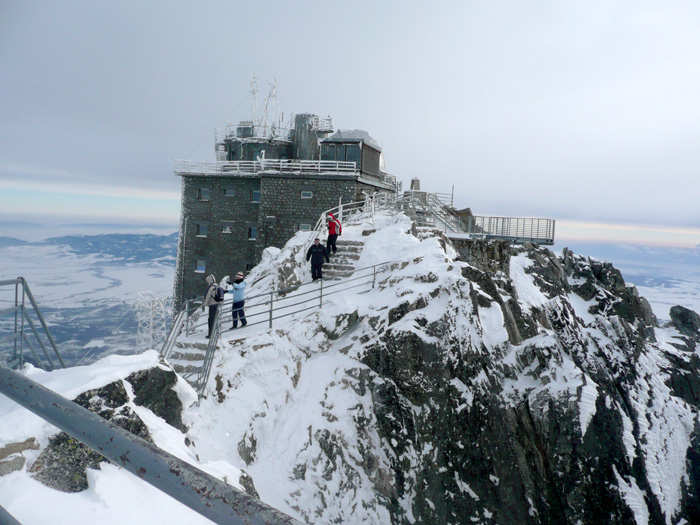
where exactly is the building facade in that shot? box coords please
[173,113,397,309]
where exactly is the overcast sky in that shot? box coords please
[1,1,699,244]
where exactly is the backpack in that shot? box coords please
[214,286,225,302]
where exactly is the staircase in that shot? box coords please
[324,240,364,280]
[167,340,209,389]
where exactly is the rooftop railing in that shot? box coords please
[465,215,556,245]
[174,159,359,176]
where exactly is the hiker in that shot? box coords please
[326,213,342,256]
[202,274,224,338]
[306,237,329,281]
[226,271,247,329]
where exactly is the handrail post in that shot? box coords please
[18,282,25,369]
[13,278,19,363]
[268,292,274,329]
[319,278,323,307]
[372,265,377,289]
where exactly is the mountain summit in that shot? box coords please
[1,210,697,524]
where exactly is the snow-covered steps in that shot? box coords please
[325,240,365,280]
[167,341,208,386]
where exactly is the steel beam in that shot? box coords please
[0,367,300,525]
[0,503,22,525]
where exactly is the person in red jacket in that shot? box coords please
[326,213,342,256]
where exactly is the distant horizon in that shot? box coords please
[1,212,698,248]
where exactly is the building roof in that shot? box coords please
[321,129,382,151]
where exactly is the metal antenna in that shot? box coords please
[250,74,258,124]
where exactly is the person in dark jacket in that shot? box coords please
[306,237,329,281]
[326,213,342,256]
[202,274,224,338]
[226,271,247,329]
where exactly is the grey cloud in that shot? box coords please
[1,1,699,227]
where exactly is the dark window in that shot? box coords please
[195,222,208,237]
[224,187,235,197]
[300,190,313,199]
[248,226,257,240]
[195,259,206,273]
[251,190,261,203]
[222,221,234,234]
[197,188,210,201]
[345,144,361,165]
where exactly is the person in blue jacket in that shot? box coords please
[226,271,247,329]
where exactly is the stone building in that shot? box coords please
[173,113,397,309]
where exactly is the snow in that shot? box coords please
[613,465,649,525]
[478,303,508,348]
[0,351,219,524]
[1,209,697,524]
[566,292,596,325]
[578,376,598,438]
[510,254,549,310]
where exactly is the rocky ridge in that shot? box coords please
[190,216,698,525]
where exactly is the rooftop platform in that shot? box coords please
[174,159,397,190]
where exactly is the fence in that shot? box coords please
[174,159,358,176]
[165,260,398,396]
[0,366,300,525]
[465,216,555,245]
[0,277,65,370]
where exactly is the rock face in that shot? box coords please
[205,225,699,524]
[356,243,697,524]
[30,367,183,492]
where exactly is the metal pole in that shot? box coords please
[0,503,21,525]
[0,367,300,525]
[268,292,273,329]
[319,277,323,307]
[12,279,19,364]
[19,278,65,368]
[185,300,191,337]
[372,265,376,289]
[18,283,25,369]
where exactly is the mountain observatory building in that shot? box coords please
[173,113,398,308]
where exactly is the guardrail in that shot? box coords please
[174,159,358,176]
[186,261,396,337]
[177,260,398,396]
[0,277,65,370]
[465,216,555,245]
[0,366,300,525]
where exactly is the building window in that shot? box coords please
[195,259,206,273]
[248,226,257,240]
[300,190,313,199]
[251,190,261,203]
[195,222,208,237]
[197,188,210,201]
[222,221,234,234]
[224,187,235,197]
[298,223,312,231]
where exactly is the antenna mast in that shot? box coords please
[250,75,258,124]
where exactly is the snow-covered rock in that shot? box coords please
[1,210,698,524]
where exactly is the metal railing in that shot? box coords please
[465,215,556,245]
[175,260,398,397]
[0,366,300,525]
[175,159,358,176]
[159,308,187,362]
[215,123,295,143]
[0,277,65,370]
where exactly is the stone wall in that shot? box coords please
[176,175,262,305]
[259,174,357,250]
[175,173,393,308]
